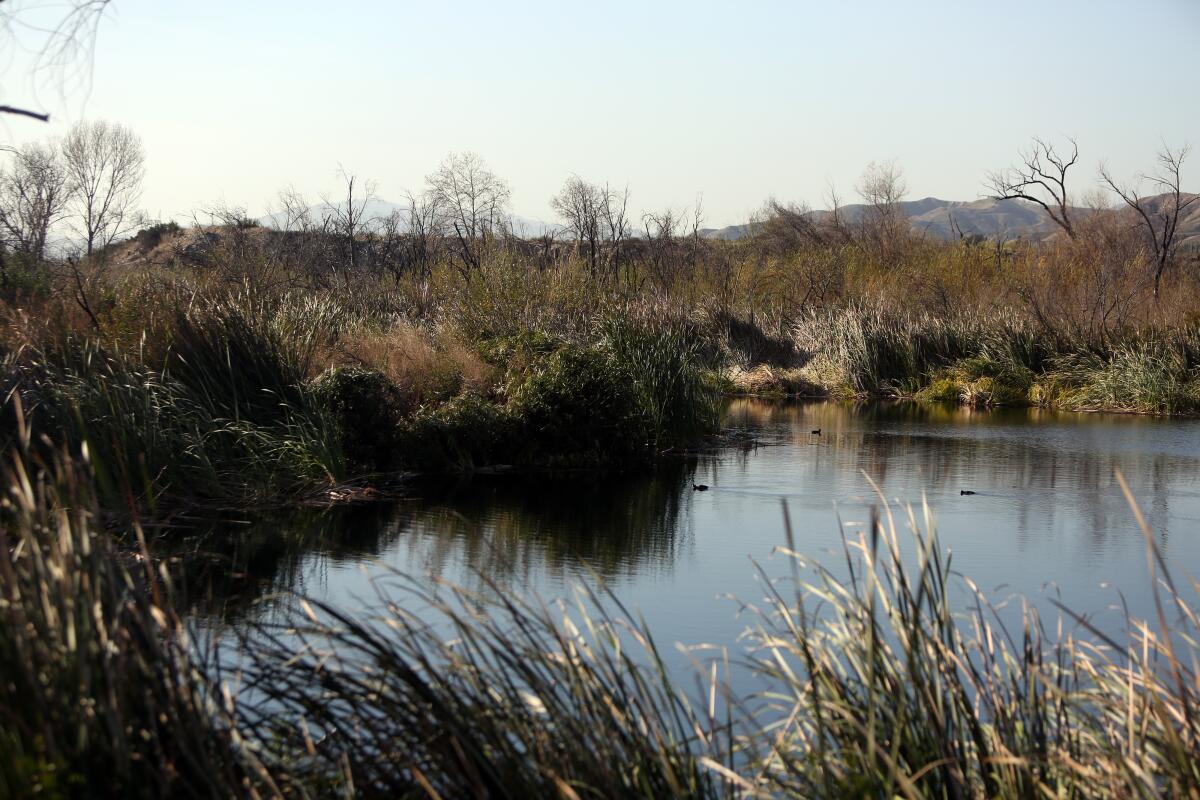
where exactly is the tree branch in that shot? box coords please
[0,105,50,122]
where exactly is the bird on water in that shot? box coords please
[960,490,976,496]
[811,429,821,435]
[692,482,709,491]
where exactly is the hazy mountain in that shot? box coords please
[702,194,1200,246]
[259,193,1200,249]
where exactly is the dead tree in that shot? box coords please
[602,183,631,279]
[0,1,110,122]
[426,151,510,274]
[856,159,909,265]
[550,175,604,273]
[642,207,685,291]
[320,167,376,279]
[1100,143,1197,297]
[61,119,146,257]
[986,136,1080,240]
[0,142,73,262]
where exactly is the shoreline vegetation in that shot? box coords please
[2,210,1199,510]
[2,445,1197,797]
[0,144,1196,509]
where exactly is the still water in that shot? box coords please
[191,399,1200,667]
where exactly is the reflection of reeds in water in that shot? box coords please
[395,468,695,583]
[175,463,701,619]
[726,397,1188,553]
[5,446,1199,797]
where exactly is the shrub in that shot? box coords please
[398,392,520,471]
[310,367,407,473]
[133,220,181,249]
[509,345,646,465]
[915,375,963,403]
[0,253,51,302]
[339,321,493,408]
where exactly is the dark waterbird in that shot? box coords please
[692,483,709,491]
[811,429,821,435]
[960,490,976,496]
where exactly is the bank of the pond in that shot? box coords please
[723,309,1200,416]
[1,303,719,516]
[783,305,1200,415]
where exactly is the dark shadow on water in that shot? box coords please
[174,460,706,620]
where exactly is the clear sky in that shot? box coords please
[2,0,1198,227]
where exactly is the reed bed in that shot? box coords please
[3,432,1198,798]
[793,301,1200,412]
[0,434,277,798]
[740,485,1200,798]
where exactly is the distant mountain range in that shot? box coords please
[263,194,1200,250]
[701,194,1200,249]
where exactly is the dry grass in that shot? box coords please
[332,319,497,407]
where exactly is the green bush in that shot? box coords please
[509,345,647,465]
[310,367,407,473]
[0,253,51,301]
[398,392,520,471]
[915,376,963,403]
[602,313,719,449]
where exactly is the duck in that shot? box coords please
[692,482,709,491]
[811,429,821,435]
[960,490,976,496]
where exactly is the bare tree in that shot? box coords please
[986,136,1080,240]
[601,182,631,277]
[0,141,72,262]
[320,167,376,277]
[426,151,510,273]
[60,119,145,257]
[855,159,909,264]
[550,175,604,273]
[821,180,852,243]
[276,185,315,232]
[268,186,340,285]
[642,206,685,290]
[1100,143,1197,297]
[375,190,443,282]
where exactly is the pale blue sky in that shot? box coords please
[4,0,1198,226]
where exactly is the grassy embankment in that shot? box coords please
[4,212,1199,510]
[2,441,1197,798]
[1,267,719,510]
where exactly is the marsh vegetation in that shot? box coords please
[2,133,1199,796]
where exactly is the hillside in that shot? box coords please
[703,193,1200,246]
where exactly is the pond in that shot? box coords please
[187,399,1200,678]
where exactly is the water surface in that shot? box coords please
[191,400,1200,670]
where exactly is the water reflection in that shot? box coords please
[182,399,1200,646]
[724,399,1196,553]
[177,461,705,620]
